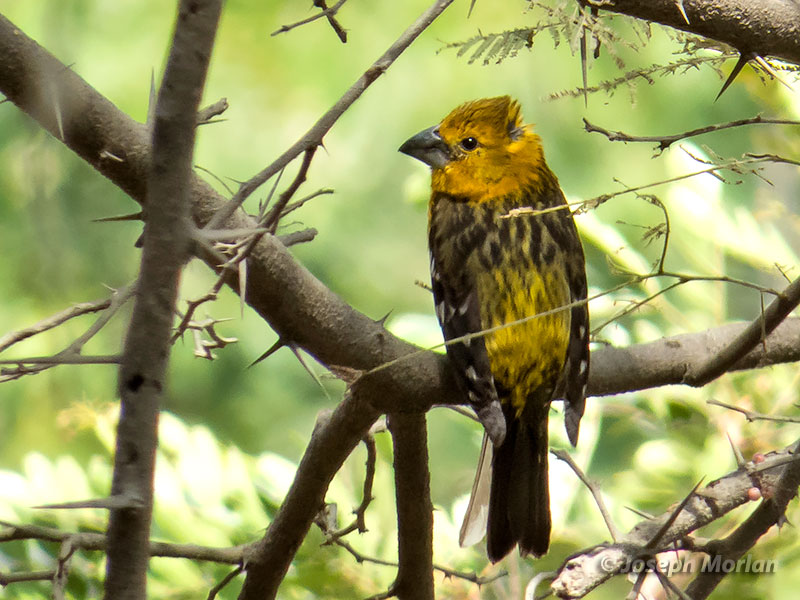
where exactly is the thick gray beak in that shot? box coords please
[399,125,450,169]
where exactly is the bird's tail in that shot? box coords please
[487,407,550,562]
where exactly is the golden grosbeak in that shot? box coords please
[400,96,589,561]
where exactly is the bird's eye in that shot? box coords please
[460,137,479,151]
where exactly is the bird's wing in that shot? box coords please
[561,214,590,447]
[430,251,499,413]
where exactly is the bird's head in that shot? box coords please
[399,96,549,203]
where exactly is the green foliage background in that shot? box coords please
[1,1,799,598]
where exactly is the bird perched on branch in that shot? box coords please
[399,96,589,562]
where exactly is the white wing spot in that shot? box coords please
[579,359,588,375]
[458,296,471,315]
[578,325,586,337]
[466,365,479,382]
[446,303,456,320]
[435,301,445,323]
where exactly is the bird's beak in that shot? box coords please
[399,125,450,169]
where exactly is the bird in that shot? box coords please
[399,96,589,562]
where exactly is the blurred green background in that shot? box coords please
[1,0,800,598]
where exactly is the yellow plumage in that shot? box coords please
[400,96,589,561]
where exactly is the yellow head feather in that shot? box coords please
[430,96,550,203]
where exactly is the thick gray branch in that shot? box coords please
[387,413,435,600]
[589,317,800,396]
[4,12,800,413]
[238,396,381,599]
[105,2,221,599]
[586,0,800,64]
[551,443,800,598]
[3,10,800,599]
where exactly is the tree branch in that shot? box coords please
[588,317,800,397]
[0,521,247,563]
[0,297,111,354]
[685,275,800,386]
[104,2,221,598]
[584,115,800,154]
[684,442,800,599]
[6,8,800,421]
[4,10,800,598]
[583,0,800,65]
[237,397,381,600]
[386,413,435,600]
[550,441,800,599]
[205,0,456,230]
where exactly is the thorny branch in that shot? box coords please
[585,115,800,154]
[104,2,222,598]
[0,285,134,382]
[0,520,247,563]
[2,2,800,599]
[0,296,111,354]
[685,444,800,600]
[550,440,800,599]
[582,0,800,65]
[708,398,800,424]
[685,275,800,387]
[205,0,458,231]
[271,0,349,42]
[552,450,621,542]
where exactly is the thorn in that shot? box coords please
[290,345,327,392]
[715,52,752,101]
[238,259,247,318]
[92,211,144,223]
[375,310,393,327]
[674,0,690,24]
[625,505,656,519]
[645,479,704,549]
[147,69,157,130]
[753,55,794,91]
[50,82,65,141]
[98,149,125,163]
[468,0,477,17]
[580,25,589,108]
[726,431,746,467]
[34,495,142,510]
[249,338,288,368]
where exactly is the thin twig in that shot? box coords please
[263,146,317,233]
[0,521,247,563]
[584,115,800,154]
[321,532,506,586]
[686,275,800,387]
[0,297,112,354]
[271,0,349,41]
[708,399,800,424]
[205,0,457,231]
[206,565,244,600]
[323,434,378,541]
[552,449,621,542]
